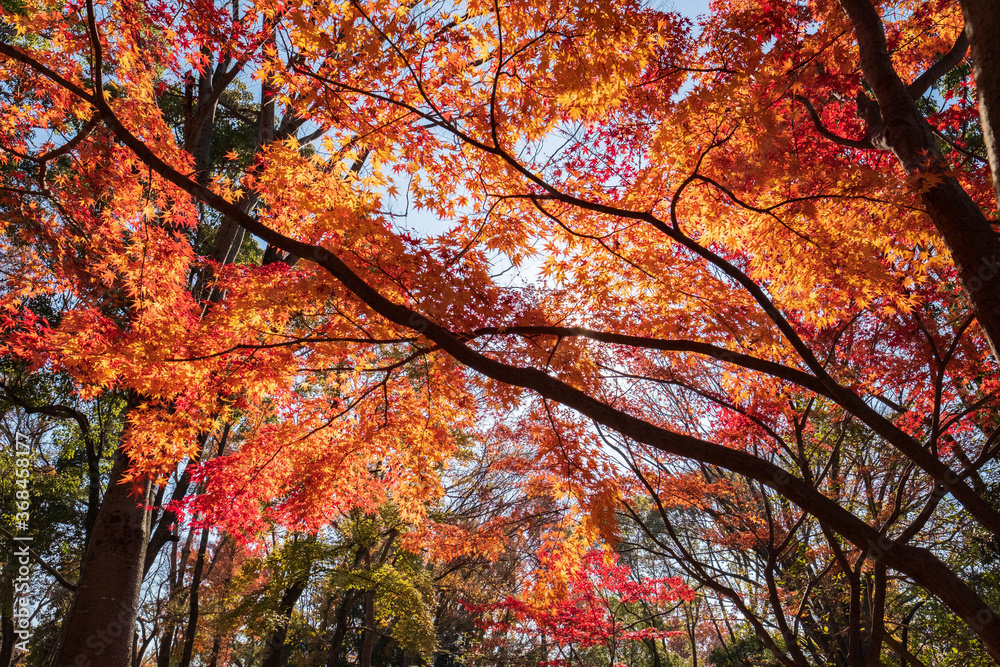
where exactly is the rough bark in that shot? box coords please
[962,0,1000,207]
[46,447,152,667]
[840,0,1000,364]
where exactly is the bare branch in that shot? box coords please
[0,526,78,591]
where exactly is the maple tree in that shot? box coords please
[472,549,692,667]
[145,434,564,667]
[3,0,1000,664]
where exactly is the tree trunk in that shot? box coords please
[0,615,12,667]
[841,0,1000,364]
[156,529,191,667]
[0,569,13,667]
[144,438,208,577]
[176,428,230,667]
[47,446,152,667]
[643,638,661,667]
[177,525,211,667]
[205,632,223,667]
[882,633,930,667]
[962,0,1000,207]
[260,579,307,667]
[82,437,101,549]
[325,590,358,667]
[155,622,176,667]
[359,589,377,667]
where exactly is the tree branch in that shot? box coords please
[908,28,969,100]
[794,95,872,149]
[0,384,95,455]
[0,526,78,591]
[461,325,834,399]
[7,23,1000,653]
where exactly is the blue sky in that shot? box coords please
[391,0,716,242]
[671,0,712,21]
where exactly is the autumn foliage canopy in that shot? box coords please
[472,550,694,666]
[3,0,1000,663]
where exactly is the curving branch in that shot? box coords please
[794,95,873,149]
[461,325,834,398]
[5,18,1000,656]
[69,84,1000,656]
[0,384,95,450]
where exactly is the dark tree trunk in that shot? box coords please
[882,633,930,667]
[1,565,13,667]
[0,608,12,667]
[156,626,175,667]
[260,579,307,667]
[156,529,190,667]
[0,617,12,667]
[177,525,211,667]
[865,566,888,667]
[325,590,358,667]
[403,651,424,666]
[144,443,205,577]
[841,0,1000,364]
[962,0,1000,206]
[47,447,153,667]
[205,632,223,667]
[185,62,220,187]
[82,437,101,548]
[359,589,377,667]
